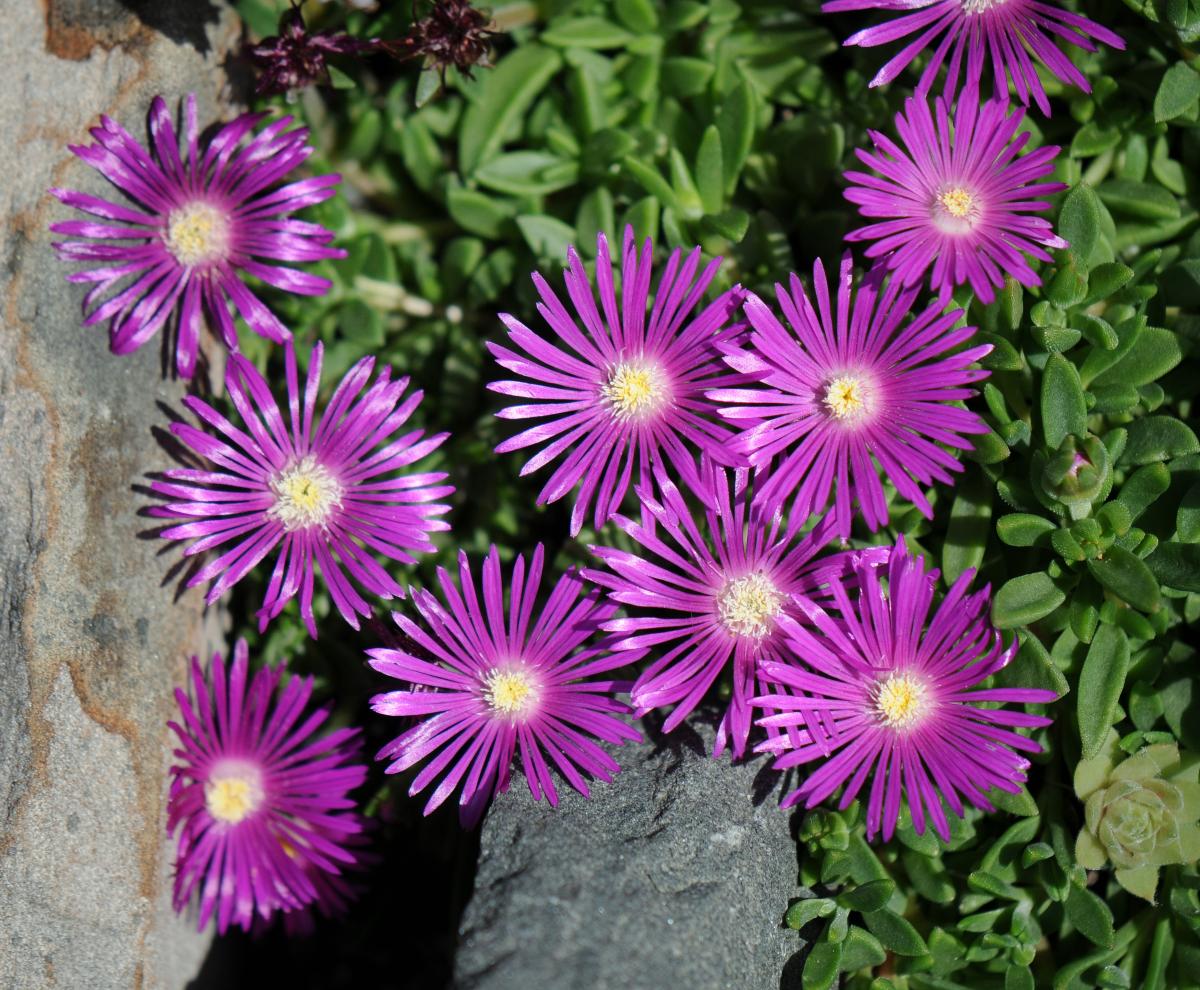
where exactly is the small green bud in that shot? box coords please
[1041,435,1111,514]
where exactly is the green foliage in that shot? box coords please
[226,0,1200,984]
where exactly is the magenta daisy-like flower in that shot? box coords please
[823,0,1124,115]
[709,253,990,538]
[754,539,1057,841]
[369,544,640,827]
[49,93,344,377]
[582,462,869,760]
[488,225,748,536]
[167,640,367,933]
[844,94,1067,304]
[270,818,375,936]
[150,338,453,637]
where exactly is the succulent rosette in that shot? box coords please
[1075,729,1200,902]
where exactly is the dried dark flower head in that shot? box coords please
[382,0,495,82]
[248,5,374,97]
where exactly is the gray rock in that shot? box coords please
[0,3,237,987]
[454,710,807,990]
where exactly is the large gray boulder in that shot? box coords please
[0,3,236,987]
[454,710,806,990]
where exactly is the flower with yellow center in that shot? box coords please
[873,673,931,730]
[164,201,232,268]
[268,456,343,532]
[823,374,872,422]
[205,770,263,824]
[483,666,540,718]
[601,360,669,420]
[718,573,784,638]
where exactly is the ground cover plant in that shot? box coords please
[48,0,1200,985]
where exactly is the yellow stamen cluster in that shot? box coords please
[823,375,871,422]
[873,673,931,730]
[601,361,668,420]
[933,185,981,235]
[483,667,539,718]
[268,456,343,532]
[205,774,261,824]
[938,187,976,219]
[165,202,231,267]
[718,573,783,638]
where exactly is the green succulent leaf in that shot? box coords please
[1146,542,1200,592]
[1065,882,1116,948]
[1120,416,1200,466]
[993,572,1067,629]
[802,941,842,990]
[1041,354,1088,450]
[459,46,563,174]
[1154,62,1200,122]
[1088,547,1161,612]
[863,909,928,956]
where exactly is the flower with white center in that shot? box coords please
[489,225,751,536]
[369,545,640,827]
[49,93,345,377]
[709,252,992,538]
[150,339,453,638]
[754,539,1057,842]
[822,0,1124,116]
[168,640,367,933]
[585,461,871,760]
[844,95,1067,304]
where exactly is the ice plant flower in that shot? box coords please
[150,339,453,637]
[582,463,866,760]
[369,544,640,827]
[822,0,1124,115]
[269,818,375,936]
[167,640,367,933]
[844,94,1067,304]
[49,93,344,377]
[753,539,1057,841]
[709,253,991,538]
[489,225,748,536]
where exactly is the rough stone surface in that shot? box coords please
[0,3,237,987]
[454,710,807,990]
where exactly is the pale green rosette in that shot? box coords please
[1074,729,1200,903]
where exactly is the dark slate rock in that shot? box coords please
[454,710,806,990]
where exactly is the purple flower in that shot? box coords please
[488,226,748,537]
[582,462,866,760]
[167,640,367,933]
[270,818,375,936]
[249,6,376,97]
[151,339,453,637]
[49,93,344,378]
[822,0,1124,115]
[369,544,640,827]
[754,539,1057,841]
[709,253,991,538]
[844,93,1068,303]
